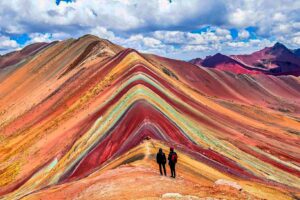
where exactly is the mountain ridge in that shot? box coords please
[190,42,300,76]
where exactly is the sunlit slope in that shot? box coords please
[0,35,299,199]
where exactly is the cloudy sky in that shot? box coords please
[1,0,300,60]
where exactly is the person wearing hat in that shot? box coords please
[168,147,178,178]
[156,148,167,176]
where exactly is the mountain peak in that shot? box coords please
[265,41,292,56]
[79,34,101,40]
[189,57,202,65]
[274,42,285,47]
[201,53,235,68]
[272,42,288,50]
[211,53,232,61]
[77,34,114,45]
[214,52,225,57]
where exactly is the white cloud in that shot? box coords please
[238,30,250,39]
[0,36,18,48]
[0,0,299,38]
[215,28,230,36]
[90,27,116,41]
[287,32,300,46]
[142,37,162,48]
[0,0,227,34]
[152,29,232,47]
[0,35,19,54]
[291,36,300,45]
[116,34,167,54]
[182,45,209,52]
[229,8,252,27]
[28,33,52,43]
[0,0,300,59]
[153,31,186,44]
[51,32,73,40]
[273,13,286,22]
[227,0,300,39]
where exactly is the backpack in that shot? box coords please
[171,152,177,163]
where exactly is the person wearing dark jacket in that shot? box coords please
[168,147,178,178]
[156,148,167,176]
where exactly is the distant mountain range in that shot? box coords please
[190,42,300,76]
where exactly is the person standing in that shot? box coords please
[156,148,167,176]
[168,147,178,178]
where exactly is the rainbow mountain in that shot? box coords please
[0,35,300,199]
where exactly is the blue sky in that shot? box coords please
[1,0,300,60]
